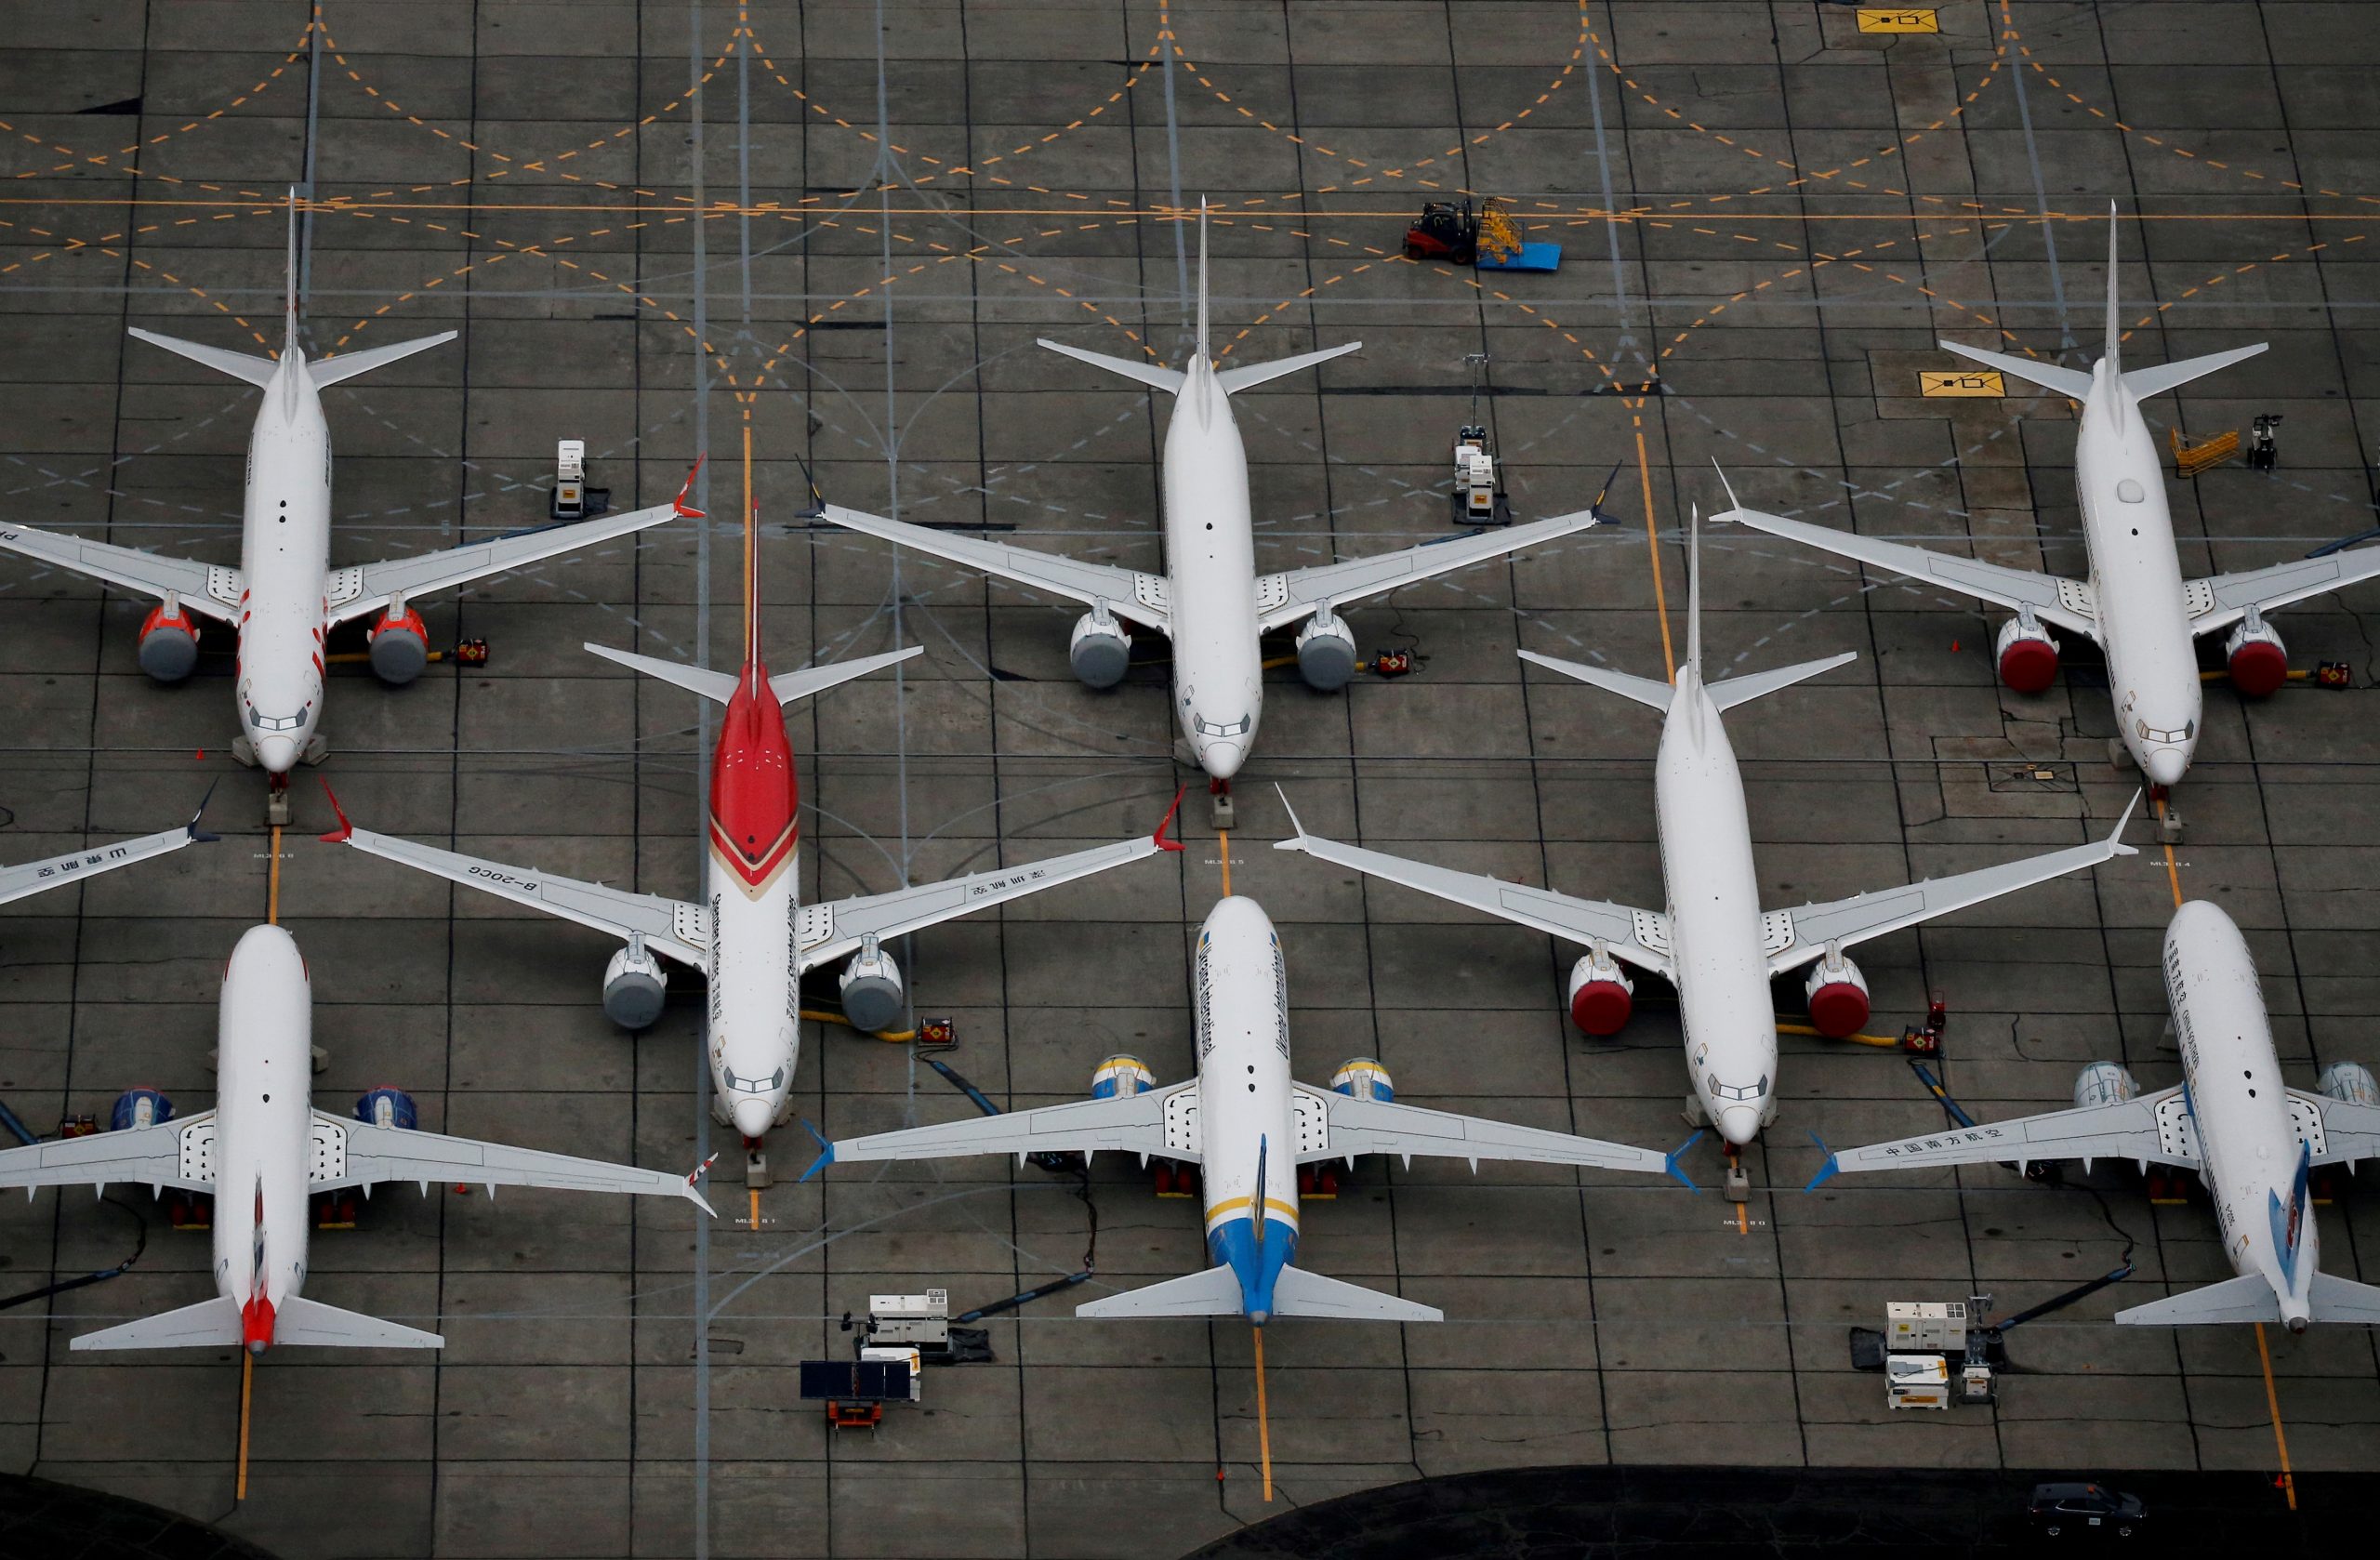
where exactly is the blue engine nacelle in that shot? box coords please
[354,1087,419,1130]
[111,1088,174,1132]
[1330,1057,1395,1103]
[1091,1054,1156,1100]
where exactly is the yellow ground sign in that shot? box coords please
[1919,369,2004,398]
[1858,9,1940,32]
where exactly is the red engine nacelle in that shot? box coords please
[368,604,430,685]
[1566,950,1634,1036]
[2225,616,2288,698]
[137,600,200,683]
[1804,953,1871,1038]
[1994,613,2058,694]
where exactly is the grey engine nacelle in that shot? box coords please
[839,937,906,1033]
[368,603,430,685]
[1294,606,1359,691]
[602,940,669,1030]
[1068,604,1132,689]
[137,600,201,682]
[2320,1060,2380,1108]
[2072,1060,2140,1110]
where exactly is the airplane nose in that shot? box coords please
[256,734,298,774]
[2142,747,2188,787]
[1716,1106,1762,1147]
[1247,1309,1269,1328]
[1200,740,1244,780]
[730,1097,775,1143]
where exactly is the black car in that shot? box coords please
[2028,1483,2147,1539]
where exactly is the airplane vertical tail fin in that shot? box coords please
[2103,200,2122,377]
[1684,504,1704,678]
[2271,1141,2314,1290]
[744,497,762,685]
[1195,196,1211,366]
[284,186,302,356]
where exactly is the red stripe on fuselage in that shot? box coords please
[709,656,800,890]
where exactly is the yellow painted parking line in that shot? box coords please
[267,826,282,925]
[1252,1325,1275,1502]
[2255,1322,2298,1510]
[1633,430,1674,681]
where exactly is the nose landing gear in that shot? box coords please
[1723,1144,1751,1205]
[1209,775,1235,831]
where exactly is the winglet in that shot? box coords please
[673,455,707,520]
[1664,1130,1704,1194]
[316,778,353,844]
[1585,459,1624,527]
[186,781,220,845]
[1708,457,1743,521]
[1803,1131,1841,1193]
[797,1119,836,1184]
[2109,789,2143,858]
[1272,784,1304,847]
[684,1151,721,1217]
[1154,785,1187,853]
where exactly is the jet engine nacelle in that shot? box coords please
[602,942,669,1030]
[353,1087,419,1130]
[1329,1057,1395,1103]
[1803,952,1871,1038]
[2072,1060,2140,1110]
[137,600,201,683]
[368,603,431,685]
[1566,948,1634,1036]
[1091,1053,1156,1100]
[2224,616,2289,698]
[1294,606,1359,692]
[2319,1060,2380,1109]
[1994,613,2059,694]
[1068,605,1132,689]
[110,1087,174,1132]
[839,940,906,1034]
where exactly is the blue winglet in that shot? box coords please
[1664,1130,1704,1194]
[796,1118,837,1184]
[1803,1130,1841,1194]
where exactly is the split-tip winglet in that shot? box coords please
[2109,788,2144,856]
[1803,1131,1841,1193]
[316,777,353,844]
[796,1119,837,1184]
[673,454,708,520]
[1664,1130,1704,1194]
[187,779,220,844]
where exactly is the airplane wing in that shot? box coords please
[1254,509,1603,633]
[1273,796,1667,976]
[0,1113,215,1196]
[2184,549,2380,637]
[1303,1087,1691,1183]
[1718,505,2097,639]
[2294,1091,2380,1169]
[1766,797,2138,975]
[0,789,217,908]
[324,801,707,967]
[327,499,684,627]
[1809,1084,2192,1187]
[815,502,1170,630]
[807,1082,1191,1174]
[0,522,239,623]
[313,1113,713,1212]
[794,807,1181,972]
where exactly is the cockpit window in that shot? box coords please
[1711,1075,1770,1102]
[248,707,308,732]
[2135,718,2195,743]
[725,1066,787,1095]
[1194,713,1252,738]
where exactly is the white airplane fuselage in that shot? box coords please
[1192,895,1302,1323]
[1159,359,1264,780]
[1655,670,1778,1147]
[209,923,320,1350]
[232,350,337,774]
[705,665,806,1143]
[2163,900,2315,1329]
[2072,362,2202,787]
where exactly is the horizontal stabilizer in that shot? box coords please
[271,1294,443,1349]
[1215,341,1362,395]
[307,331,458,390]
[2120,342,2267,403]
[1706,651,1859,712]
[71,1295,244,1351]
[2308,1270,2380,1326]
[1517,647,1673,711]
[1937,340,2094,403]
[1269,1265,1442,1323]
[770,645,926,706]
[1077,1264,1244,1319]
[584,643,737,703]
[126,327,280,389]
[2115,1272,2278,1328]
[1037,338,1186,394]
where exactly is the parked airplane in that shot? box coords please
[322,513,1182,1159]
[811,200,1608,787]
[1809,901,2380,1330]
[1716,206,2380,790]
[0,923,708,1353]
[0,787,215,906]
[0,192,693,817]
[1274,513,2139,1183]
[804,894,1693,1324]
